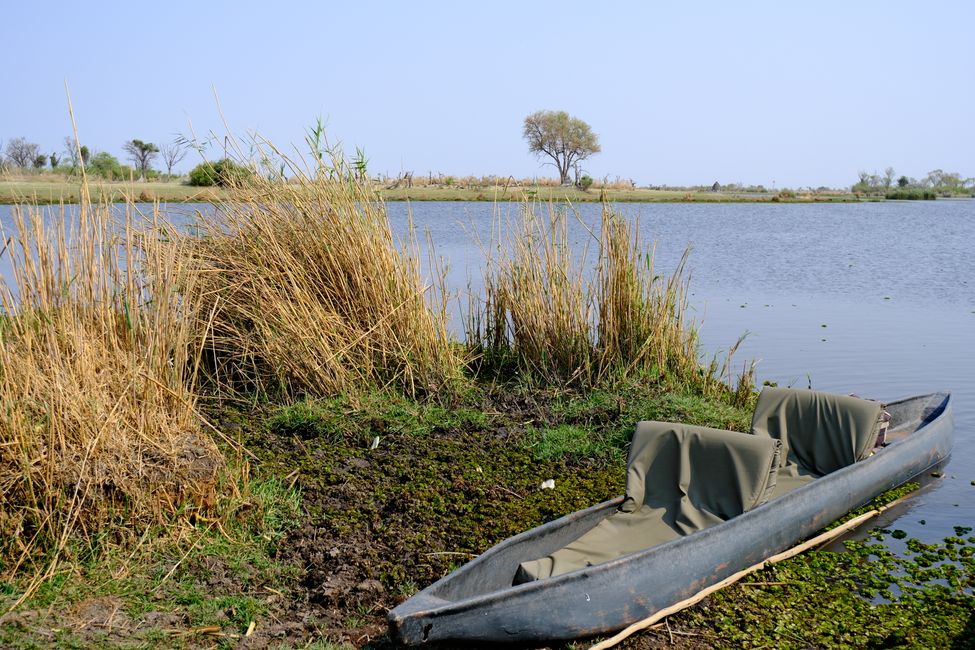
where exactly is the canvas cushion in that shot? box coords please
[515,422,781,582]
[750,387,882,478]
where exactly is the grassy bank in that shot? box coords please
[0,179,224,204]
[0,178,861,205]
[0,149,970,649]
[378,186,859,203]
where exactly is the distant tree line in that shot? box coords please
[852,167,974,197]
[0,135,190,181]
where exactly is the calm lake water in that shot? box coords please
[2,199,973,540]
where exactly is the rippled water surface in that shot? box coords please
[2,199,972,539]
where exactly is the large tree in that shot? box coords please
[122,139,159,179]
[5,137,40,169]
[523,110,600,185]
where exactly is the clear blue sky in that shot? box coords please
[3,1,972,187]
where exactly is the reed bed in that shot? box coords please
[0,199,220,581]
[0,136,752,600]
[596,215,699,382]
[469,204,593,383]
[468,203,752,398]
[177,155,462,399]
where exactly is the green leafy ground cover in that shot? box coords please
[1,383,972,648]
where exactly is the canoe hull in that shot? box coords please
[388,393,952,644]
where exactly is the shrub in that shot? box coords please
[578,175,594,191]
[88,151,123,179]
[885,189,936,200]
[187,158,252,187]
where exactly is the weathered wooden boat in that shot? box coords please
[388,388,953,645]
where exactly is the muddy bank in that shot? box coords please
[223,384,746,648]
[3,383,971,649]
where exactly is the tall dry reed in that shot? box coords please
[0,199,220,582]
[469,204,593,383]
[596,215,699,382]
[178,153,462,399]
[468,202,751,397]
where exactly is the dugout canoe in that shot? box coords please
[388,389,953,645]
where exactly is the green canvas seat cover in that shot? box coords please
[751,387,882,477]
[750,387,882,499]
[515,423,781,582]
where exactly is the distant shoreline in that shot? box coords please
[0,178,864,205]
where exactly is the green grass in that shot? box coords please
[268,392,489,444]
[0,472,301,648]
[0,179,224,204]
[268,384,754,467]
[885,188,938,200]
[0,177,860,204]
[302,642,355,650]
[523,385,754,462]
[527,424,620,461]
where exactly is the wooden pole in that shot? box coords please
[588,495,911,650]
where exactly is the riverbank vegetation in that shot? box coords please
[0,198,223,592]
[0,143,971,648]
[885,188,937,200]
[0,175,862,205]
[853,167,974,198]
[0,175,223,204]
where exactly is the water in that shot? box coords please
[2,199,972,540]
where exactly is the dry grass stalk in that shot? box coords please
[0,199,220,579]
[596,213,699,383]
[468,203,750,396]
[470,202,594,383]
[178,152,462,399]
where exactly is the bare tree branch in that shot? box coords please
[161,142,188,176]
[5,137,40,169]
